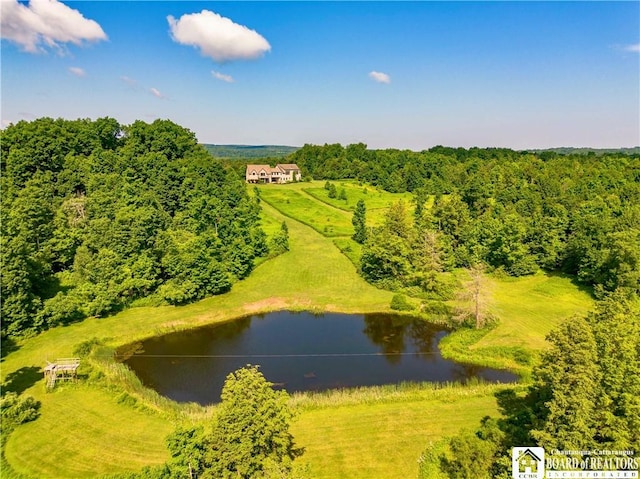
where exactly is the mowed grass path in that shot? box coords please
[259,185,354,237]
[301,181,416,226]
[259,181,418,234]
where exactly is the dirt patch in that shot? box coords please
[242,297,291,313]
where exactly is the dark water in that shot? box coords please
[121,311,516,405]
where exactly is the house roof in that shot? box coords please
[246,165,271,175]
[278,163,300,170]
[246,163,300,174]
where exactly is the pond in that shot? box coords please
[120,311,517,405]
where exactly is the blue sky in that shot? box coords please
[2,1,639,149]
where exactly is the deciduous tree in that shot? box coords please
[205,365,303,479]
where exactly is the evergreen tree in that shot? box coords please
[269,221,290,255]
[411,230,449,296]
[351,199,367,244]
[360,202,413,286]
[454,263,490,328]
[530,316,601,450]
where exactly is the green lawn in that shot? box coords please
[1,184,594,478]
[259,181,419,235]
[4,386,173,478]
[291,384,501,479]
[302,181,413,211]
[482,272,594,350]
[259,185,354,236]
[435,271,595,375]
[302,181,418,226]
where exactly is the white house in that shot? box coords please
[246,163,301,184]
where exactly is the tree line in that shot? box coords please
[1,118,269,338]
[290,143,640,297]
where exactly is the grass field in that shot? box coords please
[301,181,416,226]
[259,185,354,236]
[259,181,419,235]
[291,383,503,479]
[436,271,594,374]
[1,183,594,478]
[480,272,593,350]
[4,385,173,478]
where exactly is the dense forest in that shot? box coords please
[290,143,640,298]
[1,118,269,338]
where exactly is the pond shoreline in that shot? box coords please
[118,310,518,405]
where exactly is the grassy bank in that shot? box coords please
[439,272,594,376]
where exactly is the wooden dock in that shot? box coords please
[44,358,80,390]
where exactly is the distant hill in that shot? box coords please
[202,144,299,159]
[526,147,640,156]
[202,143,639,159]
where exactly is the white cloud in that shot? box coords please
[68,66,86,77]
[120,75,137,86]
[0,0,107,54]
[150,87,166,99]
[369,71,391,84]
[624,43,640,52]
[167,10,270,62]
[211,70,235,83]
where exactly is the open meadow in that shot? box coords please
[1,184,594,479]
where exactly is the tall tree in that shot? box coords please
[530,316,601,450]
[351,199,367,244]
[360,201,413,286]
[206,365,303,479]
[588,292,640,450]
[454,263,490,329]
[412,230,448,295]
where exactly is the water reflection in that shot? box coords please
[122,311,516,405]
[362,314,442,364]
